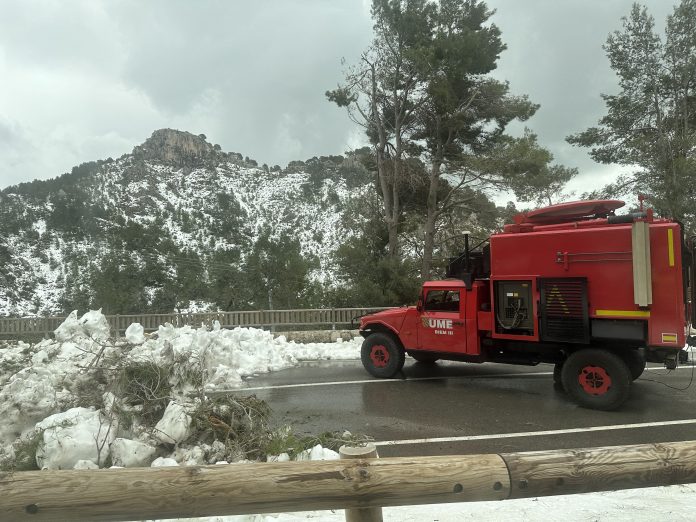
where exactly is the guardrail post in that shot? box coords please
[339,444,383,522]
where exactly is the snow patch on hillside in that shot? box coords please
[0,150,369,316]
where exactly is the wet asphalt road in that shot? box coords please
[229,359,696,457]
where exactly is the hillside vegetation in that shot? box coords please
[0,129,505,317]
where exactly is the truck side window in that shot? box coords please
[424,290,460,312]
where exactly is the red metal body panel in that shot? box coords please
[358,308,409,337]
[646,222,685,347]
[477,310,493,332]
[490,219,686,348]
[397,308,420,350]
[417,280,467,354]
[469,281,489,355]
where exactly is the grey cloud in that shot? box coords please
[488,0,676,189]
[107,0,372,164]
[0,0,682,193]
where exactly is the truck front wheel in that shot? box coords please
[361,333,405,378]
[553,363,563,384]
[561,349,631,411]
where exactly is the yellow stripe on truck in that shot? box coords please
[595,309,651,318]
[668,228,675,267]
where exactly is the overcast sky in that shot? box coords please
[0,0,678,195]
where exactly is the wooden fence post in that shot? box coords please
[339,444,383,522]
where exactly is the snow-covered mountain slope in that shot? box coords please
[0,129,371,316]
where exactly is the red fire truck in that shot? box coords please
[358,200,694,410]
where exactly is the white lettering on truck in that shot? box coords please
[425,318,454,335]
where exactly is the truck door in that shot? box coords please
[417,288,466,353]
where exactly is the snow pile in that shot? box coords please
[54,309,111,342]
[35,407,116,470]
[0,336,108,445]
[125,323,145,344]
[154,402,193,445]
[0,310,361,471]
[126,320,360,391]
[295,444,340,461]
[151,457,179,467]
[110,438,157,468]
[265,444,340,463]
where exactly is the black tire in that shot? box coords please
[361,333,405,378]
[620,350,646,381]
[553,363,563,384]
[409,352,439,364]
[561,349,631,411]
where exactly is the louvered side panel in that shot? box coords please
[540,278,589,344]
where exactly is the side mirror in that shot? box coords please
[416,298,423,312]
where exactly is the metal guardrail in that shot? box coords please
[0,307,393,337]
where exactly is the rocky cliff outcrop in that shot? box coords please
[132,129,216,166]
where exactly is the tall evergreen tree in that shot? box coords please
[330,0,576,279]
[568,1,696,230]
[327,0,433,257]
[414,0,545,278]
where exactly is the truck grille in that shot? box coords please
[540,278,589,344]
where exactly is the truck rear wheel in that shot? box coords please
[361,333,405,378]
[620,350,646,381]
[561,349,631,411]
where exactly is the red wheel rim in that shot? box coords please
[370,345,390,368]
[578,365,612,395]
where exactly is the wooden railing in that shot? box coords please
[0,307,393,337]
[2,440,696,521]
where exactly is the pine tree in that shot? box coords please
[568,1,696,230]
